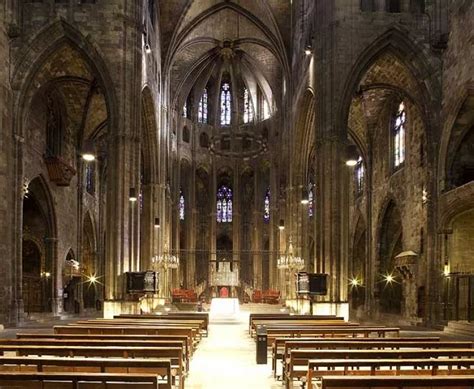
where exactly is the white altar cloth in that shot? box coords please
[210,298,239,321]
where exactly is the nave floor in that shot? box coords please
[186,309,280,389]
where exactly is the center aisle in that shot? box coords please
[186,309,280,389]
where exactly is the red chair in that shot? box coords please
[219,287,229,298]
[252,289,262,303]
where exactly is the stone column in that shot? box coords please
[232,164,240,288]
[316,135,348,303]
[45,237,61,316]
[252,169,262,290]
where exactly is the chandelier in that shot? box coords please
[152,252,179,269]
[277,240,304,271]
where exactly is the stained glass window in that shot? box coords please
[85,164,95,195]
[263,98,270,119]
[393,101,406,168]
[179,189,185,221]
[198,89,208,124]
[220,82,231,126]
[182,101,187,118]
[243,88,253,124]
[263,188,270,223]
[355,157,365,195]
[217,185,232,223]
[308,182,314,218]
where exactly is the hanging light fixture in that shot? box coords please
[154,217,161,228]
[81,139,95,161]
[278,219,285,230]
[345,144,359,166]
[129,188,137,202]
[304,45,312,55]
[301,187,309,205]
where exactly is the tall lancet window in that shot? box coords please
[355,157,365,195]
[179,189,185,221]
[263,188,270,223]
[182,101,187,118]
[198,89,208,124]
[243,88,253,123]
[263,98,271,119]
[220,80,232,126]
[308,182,314,218]
[217,185,233,223]
[392,101,406,169]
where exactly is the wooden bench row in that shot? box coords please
[319,375,474,389]
[286,348,474,388]
[6,312,207,389]
[307,358,474,389]
[0,372,161,389]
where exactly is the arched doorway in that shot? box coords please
[445,209,474,321]
[378,201,403,315]
[21,177,55,315]
[82,213,97,310]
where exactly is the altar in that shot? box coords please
[210,298,240,321]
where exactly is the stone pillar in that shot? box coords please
[252,169,262,290]
[45,237,61,316]
[233,164,240,286]
[316,135,348,303]
[187,162,197,289]
[105,134,135,301]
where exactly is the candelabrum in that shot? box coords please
[152,252,180,269]
[277,240,305,271]
[151,250,179,300]
[277,255,305,271]
[277,240,304,301]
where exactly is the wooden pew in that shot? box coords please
[271,336,441,377]
[0,371,160,388]
[1,338,190,371]
[307,358,474,389]
[248,314,342,334]
[53,325,197,344]
[266,326,400,345]
[250,321,357,337]
[16,333,193,356]
[0,344,185,387]
[320,375,474,389]
[279,340,472,380]
[249,315,343,334]
[75,319,205,337]
[286,348,474,388]
[0,356,172,389]
[116,313,209,335]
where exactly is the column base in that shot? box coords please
[103,297,168,318]
[285,299,349,320]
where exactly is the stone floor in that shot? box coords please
[186,308,281,389]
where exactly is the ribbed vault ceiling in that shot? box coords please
[159,0,290,105]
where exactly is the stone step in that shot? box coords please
[444,321,474,337]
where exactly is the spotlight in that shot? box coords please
[443,262,450,277]
[350,277,361,287]
[383,273,396,284]
[145,43,152,54]
[304,45,312,55]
